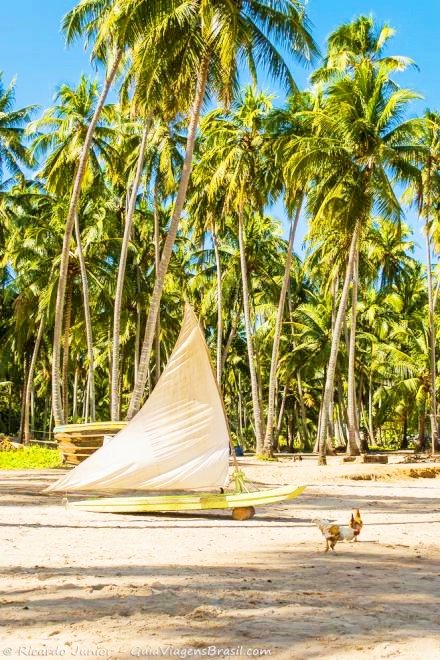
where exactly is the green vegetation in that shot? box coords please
[0,446,62,470]
[0,5,439,463]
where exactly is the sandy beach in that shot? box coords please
[1,457,440,660]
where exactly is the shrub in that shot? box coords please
[0,445,62,469]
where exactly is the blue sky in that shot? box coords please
[1,0,439,260]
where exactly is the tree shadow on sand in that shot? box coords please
[2,547,440,656]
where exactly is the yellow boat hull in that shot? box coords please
[69,484,306,514]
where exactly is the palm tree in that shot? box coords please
[366,217,416,290]
[28,77,115,194]
[3,188,62,440]
[29,76,115,422]
[110,118,149,421]
[310,14,415,84]
[411,111,440,452]
[304,15,420,459]
[262,92,316,455]
[49,0,130,424]
[286,51,422,462]
[357,218,417,445]
[143,113,184,384]
[127,0,317,418]
[0,73,35,183]
[262,198,302,454]
[186,181,226,386]
[194,88,275,452]
[0,79,36,436]
[50,0,174,425]
[289,292,334,444]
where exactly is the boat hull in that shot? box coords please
[68,484,306,514]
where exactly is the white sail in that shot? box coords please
[48,305,230,492]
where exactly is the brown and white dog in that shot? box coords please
[314,509,363,552]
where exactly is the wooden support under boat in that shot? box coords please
[232,506,255,520]
[66,484,306,516]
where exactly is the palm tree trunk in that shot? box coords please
[107,324,112,404]
[238,371,243,443]
[327,276,339,443]
[416,396,427,451]
[337,377,349,444]
[334,399,344,448]
[276,384,288,447]
[254,329,265,433]
[243,385,248,436]
[153,179,161,384]
[263,201,302,455]
[84,372,90,422]
[24,316,45,444]
[368,372,375,444]
[82,371,87,420]
[74,212,96,421]
[147,367,152,397]
[72,366,79,422]
[111,124,149,421]
[400,410,409,449]
[327,398,335,440]
[213,229,223,387]
[127,54,210,419]
[284,415,292,453]
[357,374,368,451]
[30,386,35,438]
[347,245,361,455]
[314,379,335,455]
[42,395,48,441]
[135,268,141,384]
[48,406,53,442]
[318,224,360,464]
[18,356,28,442]
[238,207,264,454]
[7,383,12,435]
[51,48,122,426]
[221,305,239,373]
[119,344,126,416]
[424,217,438,453]
[297,371,309,446]
[62,280,73,422]
[331,275,339,332]
[314,389,324,453]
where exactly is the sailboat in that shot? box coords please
[47,304,306,517]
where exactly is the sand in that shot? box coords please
[1,456,440,660]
